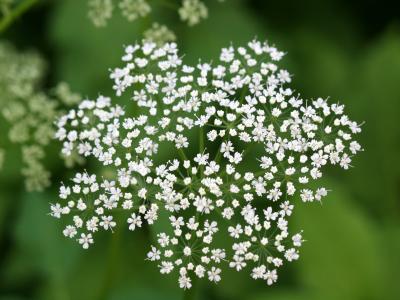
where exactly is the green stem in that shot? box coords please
[0,0,39,33]
[199,127,204,153]
[96,226,122,300]
[178,148,189,161]
[199,126,205,175]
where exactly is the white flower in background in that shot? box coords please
[179,0,208,26]
[88,0,113,27]
[0,41,81,191]
[87,0,219,32]
[119,0,151,22]
[144,23,176,46]
[52,39,362,287]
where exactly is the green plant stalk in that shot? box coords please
[199,126,205,175]
[0,0,39,33]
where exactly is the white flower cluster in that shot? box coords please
[144,23,176,46]
[87,0,113,27]
[52,39,362,288]
[0,41,81,190]
[179,0,208,26]
[88,0,151,26]
[87,0,217,29]
[119,0,151,22]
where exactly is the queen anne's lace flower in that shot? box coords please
[87,0,217,29]
[144,23,176,46]
[179,0,208,26]
[88,0,113,27]
[52,39,362,288]
[119,0,151,22]
[0,41,81,190]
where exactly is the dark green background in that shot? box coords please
[1,0,400,299]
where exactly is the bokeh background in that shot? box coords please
[1,0,400,299]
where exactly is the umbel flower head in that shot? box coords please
[143,23,176,46]
[88,0,211,27]
[0,41,81,191]
[52,39,362,288]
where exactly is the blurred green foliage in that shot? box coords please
[1,0,400,299]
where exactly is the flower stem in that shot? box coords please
[199,126,205,175]
[0,0,39,33]
[199,127,204,153]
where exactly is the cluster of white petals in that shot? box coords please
[144,23,176,46]
[179,0,208,26]
[52,39,362,288]
[0,41,81,190]
[88,0,151,26]
[87,0,212,28]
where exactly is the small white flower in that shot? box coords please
[265,269,278,285]
[207,267,221,283]
[78,233,94,249]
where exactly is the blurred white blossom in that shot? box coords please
[119,0,151,22]
[88,0,113,27]
[144,23,176,46]
[0,41,81,191]
[87,0,219,29]
[179,0,208,26]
